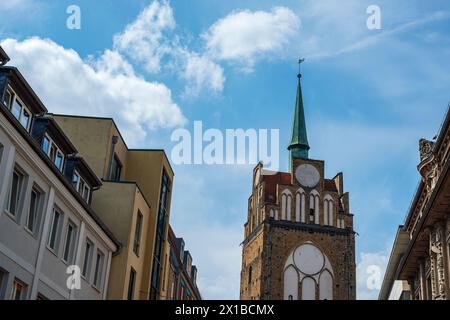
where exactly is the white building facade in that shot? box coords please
[0,54,119,300]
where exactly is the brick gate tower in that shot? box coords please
[240,65,356,300]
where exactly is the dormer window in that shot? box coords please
[3,87,32,131]
[72,170,91,203]
[42,134,64,171]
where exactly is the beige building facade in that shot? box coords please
[54,115,174,300]
[380,106,450,300]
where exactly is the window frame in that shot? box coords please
[72,170,91,203]
[62,220,77,264]
[133,211,143,256]
[6,166,25,220]
[0,269,8,300]
[25,186,44,236]
[110,154,122,182]
[93,250,105,290]
[47,208,63,254]
[127,268,136,300]
[11,278,27,300]
[3,86,32,131]
[42,133,65,172]
[82,239,94,280]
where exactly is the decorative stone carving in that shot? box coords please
[430,226,447,300]
[419,139,435,162]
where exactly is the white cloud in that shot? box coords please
[113,0,175,74]
[113,0,225,97]
[1,37,186,145]
[180,50,225,96]
[203,7,300,71]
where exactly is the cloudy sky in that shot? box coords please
[1,0,450,299]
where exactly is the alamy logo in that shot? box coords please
[366,5,382,30]
[366,265,382,290]
[66,5,81,30]
[66,265,81,290]
[170,121,280,172]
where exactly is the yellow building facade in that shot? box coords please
[53,115,174,300]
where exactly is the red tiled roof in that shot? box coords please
[324,179,338,192]
[262,171,291,203]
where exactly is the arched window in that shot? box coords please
[281,194,287,220]
[248,266,252,285]
[301,277,316,300]
[283,242,334,301]
[319,270,333,300]
[269,209,274,219]
[295,188,306,223]
[324,195,334,226]
[281,190,292,221]
[309,190,320,224]
[283,265,298,300]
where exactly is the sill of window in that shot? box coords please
[61,259,70,267]
[24,227,38,239]
[91,284,102,294]
[46,246,60,259]
[3,210,19,224]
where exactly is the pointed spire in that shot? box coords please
[288,59,310,159]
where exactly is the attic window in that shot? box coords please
[3,87,32,131]
[42,134,65,172]
[72,170,91,203]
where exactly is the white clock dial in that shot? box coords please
[294,244,325,275]
[295,164,320,188]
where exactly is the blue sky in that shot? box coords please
[1,0,450,299]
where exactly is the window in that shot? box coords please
[150,170,171,299]
[93,250,105,289]
[82,184,90,202]
[0,269,7,299]
[110,154,122,181]
[48,209,62,252]
[71,171,79,188]
[0,143,3,165]
[248,266,253,285]
[3,88,12,107]
[37,293,48,300]
[42,136,50,154]
[42,134,64,171]
[11,279,27,300]
[82,240,93,279]
[133,211,143,256]
[3,87,32,131]
[7,168,24,217]
[62,221,77,263]
[127,268,136,300]
[72,171,91,203]
[26,187,42,233]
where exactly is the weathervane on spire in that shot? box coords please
[298,58,305,78]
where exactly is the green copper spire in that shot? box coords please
[288,59,310,159]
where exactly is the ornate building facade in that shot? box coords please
[380,106,450,300]
[240,68,356,300]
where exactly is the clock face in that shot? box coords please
[295,164,320,188]
[293,244,325,275]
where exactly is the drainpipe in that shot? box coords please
[107,135,119,180]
